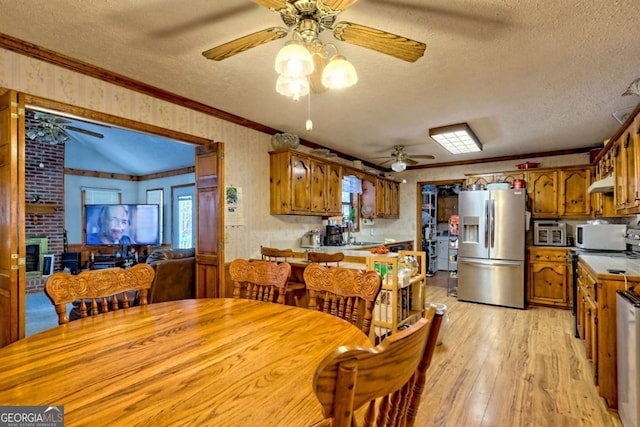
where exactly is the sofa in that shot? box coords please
[67,248,195,321]
[146,248,195,303]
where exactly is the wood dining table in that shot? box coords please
[0,298,371,426]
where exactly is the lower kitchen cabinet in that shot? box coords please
[576,259,639,409]
[527,246,571,308]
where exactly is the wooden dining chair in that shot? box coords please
[303,263,382,336]
[260,246,306,305]
[229,258,291,304]
[306,251,344,266]
[44,263,155,325]
[312,305,443,427]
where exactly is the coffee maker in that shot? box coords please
[324,225,344,246]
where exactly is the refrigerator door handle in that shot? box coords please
[460,258,522,267]
[490,199,496,248]
[484,200,490,248]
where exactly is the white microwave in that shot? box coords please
[576,224,626,250]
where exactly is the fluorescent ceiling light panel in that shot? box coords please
[429,123,482,154]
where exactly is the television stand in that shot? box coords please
[90,255,138,270]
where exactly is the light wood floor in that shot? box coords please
[417,272,622,427]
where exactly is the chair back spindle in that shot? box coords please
[229,259,291,304]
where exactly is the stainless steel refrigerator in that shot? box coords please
[457,188,526,308]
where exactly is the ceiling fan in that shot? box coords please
[25,111,104,144]
[202,0,427,92]
[370,144,435,171]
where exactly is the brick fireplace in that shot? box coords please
[25,137,64,293]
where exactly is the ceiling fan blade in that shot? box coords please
[377,158,395,167]
[308,43,328,94]
[320,0,358,12]
[404,158,419,166]
[202,27,288,61]
[60,125,104,139]
[333,22,426,62]
[410,154,436,159]
[251,0,288,10]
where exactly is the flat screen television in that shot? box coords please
[85,204,160,246]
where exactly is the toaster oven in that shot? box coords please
[533,221,567,246]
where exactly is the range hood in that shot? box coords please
[588,174,614,193]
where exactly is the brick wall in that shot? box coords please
[25,140,65,293]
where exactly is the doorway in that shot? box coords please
[17,95,219,340]
[417,180,463,291]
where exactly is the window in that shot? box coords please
[172,185,195,249]
[341,176,361,231]
[146,189,164,244]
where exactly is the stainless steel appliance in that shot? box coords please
[617,289,640,427]
[324,225,344,246]
[301,230,321,249]
[457,188,526,308]
[576,223,626,250]
[533,220,567,246]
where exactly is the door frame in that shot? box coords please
[11,93,224,341]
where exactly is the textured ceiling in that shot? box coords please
[2,0,640,170]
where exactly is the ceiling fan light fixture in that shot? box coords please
[391,160,407,172]
[429,123,483,154]
[321,55,358,89]
[275,40,314,78]
[275,74,310,101]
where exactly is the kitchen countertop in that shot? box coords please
[578,254,640,280]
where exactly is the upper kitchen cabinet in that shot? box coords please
[310,160,342,214]
[592,149,615,217]
[612,115,640,214]
[529,167,592,218]
[527,169,558,218]
[385,179,400,218]
[468,166,592,218]
[269,150,342,216]
[466,173,495,187]
[558,167,592,217]
[375,178,400,219]
[466,171,525,187]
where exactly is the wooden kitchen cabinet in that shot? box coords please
[466,173,495,187]
[612,114,640,214]
[310,160,342,214]
[592,150,616,217]
[465,171,525,187]
[527,246,571,308]
[576,259,639,409]
[527,169,558,218]
[467,166,592,218]
[375,177,400,218]
[576,261,598,382]
[269,150,341,216]
[558,167,592,217]
[385,179,400,218]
